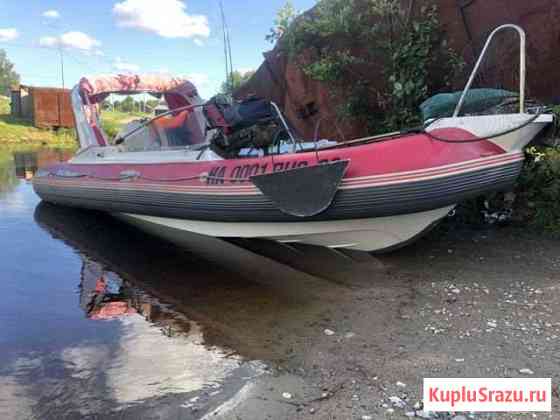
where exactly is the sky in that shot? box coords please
[0,0,316,98]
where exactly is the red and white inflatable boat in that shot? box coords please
[33,25,553,251]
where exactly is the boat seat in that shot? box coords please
[151,110,204,148]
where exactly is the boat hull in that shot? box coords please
[31,114,552,251]
[32,151,524,222]
[114,205,455,252]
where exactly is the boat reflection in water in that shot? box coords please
[13,149,73,180]
[32,202,268,418]
[80,259,138,320]
[79,256,198,339]
[34,199,333,348]
[13,152,38,180]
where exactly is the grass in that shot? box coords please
[0,97,149,148]
[100,109,150,140]
[0,96,78,149]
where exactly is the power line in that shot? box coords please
[219,0,234,91]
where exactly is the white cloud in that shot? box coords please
[0,28,19,42]
[60,31,101,50]
[183,72,215,98]
[113,0,210,39]
[237,68,256,76]
[113,57,140,72]
[39,31,102,54]
[184,72,209,89]
[42,9,60,19]
[38,36,58,47]
[193,38,204,47]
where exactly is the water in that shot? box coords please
[2,148,465,419]
[0,148,299,419]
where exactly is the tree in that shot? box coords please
[101,100,113,111]
[0,49,20,96]
[220,70,256,95]
[266,1,298,44]
[120,96,136,113]
[146,99,159,111]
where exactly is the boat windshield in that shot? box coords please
[113,108,207,152]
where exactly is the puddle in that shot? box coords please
[0,148,329,419]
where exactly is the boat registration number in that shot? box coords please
[206,158,341,185]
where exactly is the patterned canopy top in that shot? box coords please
[78,74,199,103]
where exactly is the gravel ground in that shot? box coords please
[217,225,560,420]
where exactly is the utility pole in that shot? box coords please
[219,0,234,92]
[58,46,65,89]
[58,45,65,128]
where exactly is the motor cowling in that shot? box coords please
[204,95,279,157]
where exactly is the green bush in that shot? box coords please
[516,146,560,232]
[280,0,462,133]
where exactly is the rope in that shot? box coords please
[45,171,255,183]
[422,109,544,144]
[319,108,548,149]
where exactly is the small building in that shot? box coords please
[10,85,75,128]
[154,100,169,116]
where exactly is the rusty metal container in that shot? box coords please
[10,85,75,128]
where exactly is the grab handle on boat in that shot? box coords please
[453,24,526,117]
[270,102,298,153]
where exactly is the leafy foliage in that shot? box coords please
[383,6,462,129]
[110,96,145,113]
[220,70,256,95]
[0,49,20,96]
[103,97,158,114]
[516,146,560,232]
[278,0,463,133]
[266,1,299,44]
[302,51,358,82]
[454,144,560,233]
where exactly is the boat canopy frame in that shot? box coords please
[71,74,207,149]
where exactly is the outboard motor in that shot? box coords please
[204,95,280,157]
